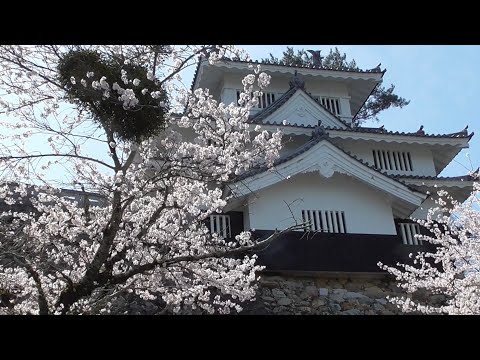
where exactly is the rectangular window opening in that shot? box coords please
[302,210,346,233]
[399,222,422,246]
[209,215,231,239]
[372,149,413,172]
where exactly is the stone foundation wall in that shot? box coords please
[109,273,444,315]
[242,274,408,315]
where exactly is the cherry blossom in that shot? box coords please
[379,176,480,314]
[0,45,290,315]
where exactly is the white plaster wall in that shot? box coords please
[220,74,351,116]
[304,81,349,99]
[246,172,397,234]
[221,73,289,95]
[222,73,348,93]
[337,141,437,177]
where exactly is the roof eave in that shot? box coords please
[231,137,426,207]
[215,59,385,79]
[351,71,385,123]
[256,124,473,144]
[327,129,473,144]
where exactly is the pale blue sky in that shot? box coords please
[183,45,480,177]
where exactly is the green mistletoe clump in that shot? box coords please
[58,50,169,142]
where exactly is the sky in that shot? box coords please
[182,45,480,177]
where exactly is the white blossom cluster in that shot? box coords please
[379,179,480,314]
[0,45,280,315]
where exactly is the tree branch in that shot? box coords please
[107,222,308,286]
[1,153,115,170]
[7,252,49,315]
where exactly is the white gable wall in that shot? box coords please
[337,141,437,177]
[262,91,346,128]
[246,173,397,235]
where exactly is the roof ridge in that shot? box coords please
[219,57,385,74]
[191,56,384,94]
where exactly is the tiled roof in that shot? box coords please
[216,58,385,74]
[258,122,474,140]
[393,173,477,182]
[328,125,474,140]
[191,56,384,93]
[249,86,351,128]
[233,127,424,194]
[260,121,316,128]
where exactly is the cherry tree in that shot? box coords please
[379,177,480,314]
[0,45,300,315]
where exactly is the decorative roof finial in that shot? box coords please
[416,125,425,135]
[462,125,469,135]
[307,50,323,68]
[289,70,305,90]
[312,122,324,138]
[370,63,382,72]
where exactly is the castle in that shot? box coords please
[192,57,475,273]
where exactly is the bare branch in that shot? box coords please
[1,153,115,170]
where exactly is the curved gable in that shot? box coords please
[253,89,348,129]
[232,138,426,216]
